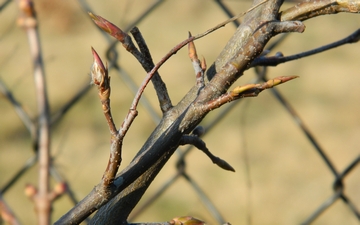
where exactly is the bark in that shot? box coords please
[56,0,360,223]
[90,0,285,224]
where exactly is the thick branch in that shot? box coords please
[88,0,288,224]
[57,0,353,224]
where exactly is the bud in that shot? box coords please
[24,184,37,198]
[90,47,108,86]
[170,216,206,225]
[188,32,198,61]
[201,56,207,72]
[54,182,67,195]
[89,12,127,43]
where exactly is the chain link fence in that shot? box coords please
[0,0,359,224]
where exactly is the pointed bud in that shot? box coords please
[201,56,207,72]
[91,47,108,86]
[188,32,198,61]
[264,75,299,88]
[89,12,127,43]
[170,216,206,225]
[214,157,235,172]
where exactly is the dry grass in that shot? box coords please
[0,0,359,224]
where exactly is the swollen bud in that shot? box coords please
[24,184,37,198]
[54,182,67,195]
[90,47,108,86]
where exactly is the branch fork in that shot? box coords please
[180,134,235,172]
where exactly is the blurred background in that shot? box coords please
[0,0,359,224]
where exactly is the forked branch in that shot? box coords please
[55,0,360,224]
[89,13,172,113]
[91,48,123,186]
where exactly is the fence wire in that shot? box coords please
[0,0,359,224]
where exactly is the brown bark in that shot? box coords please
[54,0,360,224]
[90,0,285,224]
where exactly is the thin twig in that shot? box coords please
[113,66,161,124]
[17,0,52,224]
[200,76,298,113]
[251,29,360,67]
[192,0,270,40]
[213,0,241,27]
[130,27,173,113]
[180,135,235,172]
[104,0,166,57]
[90,14,173,113]
[91,0,270,118]
[91,47,122,186]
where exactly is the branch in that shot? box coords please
[251,28,360,67]
[89,13,173,113]
[130,27,173,112]
[179,135,235,172]
[199,76,298,112]
[88,0,270,116]
[280,0,360,21]
[17,0,53,223]
[91,48,123,187]
[56,0,335,224]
